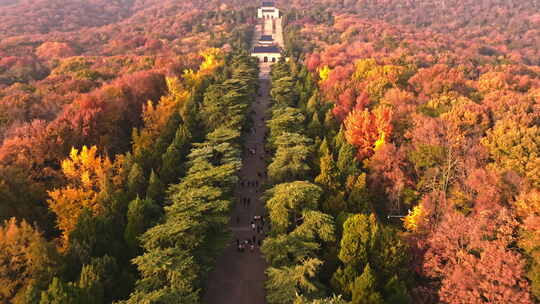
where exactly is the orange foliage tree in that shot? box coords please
[344,106,393,160]
[35,42,76,59]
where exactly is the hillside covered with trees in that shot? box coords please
[271,0,540,303]
[0,0,539,303]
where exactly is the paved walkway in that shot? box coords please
[203,79,271,304]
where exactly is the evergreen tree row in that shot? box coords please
[122,53,259,303]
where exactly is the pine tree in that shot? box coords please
[151,111,183,169]
[39,277,79,304]
[346,174,371,213]
[383,275,411,304]
[306,91,320,116]
[323,110,339,140]
[315,154,340,192]
[124,196,160,255]
[338,214,378,267]
[266,258,324,304]
[333,127,346,153]
[127,163,146,197]
[318,137,331,158]
[351,264,383,304]
[160,125,191,185]
[146,170,165,203]
[337,142,359,181]
[331,265,359,299]
[78,264,104,304]
[308,112,323,138]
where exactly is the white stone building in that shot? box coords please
[257,2,280,19]
[251,45,281,63]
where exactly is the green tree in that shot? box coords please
[294,294,349,304]
[308,112,323,138]
[370,227,410,282]
[268,107,306,146]
[338,214,378,267]
[78,264,104,304]
[383,275,411,304]
[160,125,191,185]
[305,92,321,117]
[124,196,161,254]
[346,174,371,214]
[261,234,321,267]
[146,170,165,202]
[291,210,336,243]
[337,142,359,181]
[269,133,313,184]
[323,110,339,140]
[266,181,322,234]
[127,163,146,197]
[331,265,359,298]
[315,154,340,192]
[333,127,347,153]
[351,264,383,304]
[271,76,299,107]
[39,278,79,304]
[266,258,324,304]
[318,138,331,159]
[124,249,199,304]
[201,82,249,131]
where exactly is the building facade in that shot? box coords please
[257,2,279,19]
[251,46,281,63]
[259,35,274,45]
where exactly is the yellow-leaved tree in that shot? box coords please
[132,76,188,158]
[402,203,427,233]
[319,65,331,81]
[183,48,224,87]
[48,146,112,242]
[199,48,223,72]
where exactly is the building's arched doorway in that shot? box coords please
[264,56,268,62]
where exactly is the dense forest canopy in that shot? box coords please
[1,0,540,303]
[272,0,540,303]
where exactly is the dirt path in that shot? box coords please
[203,78,271,304]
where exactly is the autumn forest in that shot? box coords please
[0,0,540,303]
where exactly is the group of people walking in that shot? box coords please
[233,83,270,255]
[240,179,259,188]
[237,215,266,252]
